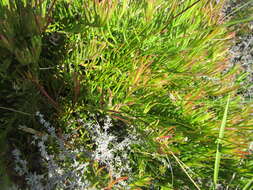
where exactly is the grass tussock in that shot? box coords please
[0,0,252,189]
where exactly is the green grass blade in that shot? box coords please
[213,94,231,188]
[242,178,253,190]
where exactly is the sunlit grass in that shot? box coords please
[0,0,252,189]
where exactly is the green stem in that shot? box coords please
[213,94,231,188]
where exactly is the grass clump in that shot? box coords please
[0,0,252,189]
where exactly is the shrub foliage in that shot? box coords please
[0,0,252,189]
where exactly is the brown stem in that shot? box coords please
[28,74,60,111]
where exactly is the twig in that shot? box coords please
[0,106,32,116]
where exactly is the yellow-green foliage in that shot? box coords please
[0,0,252,189]
[52,0,253,188]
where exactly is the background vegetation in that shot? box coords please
[0,0,252,189]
